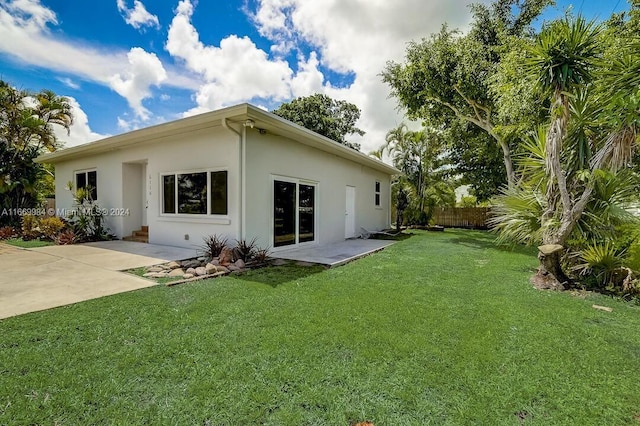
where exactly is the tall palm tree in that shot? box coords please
[0,81,73,225]
[494,17,638,288]
[377,123,455,226]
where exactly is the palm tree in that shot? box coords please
[377,123,455,226]
[0,81,73,225]
[494,17,639,288]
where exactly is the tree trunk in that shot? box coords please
[531,243,572,290]
[497,138,516,188]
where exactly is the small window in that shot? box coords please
[162,170,228,215]
[75,170,97,200]
[178,172,207,214]
[210,171,228,215]
[375,181,381,206]
[163,175,176,214]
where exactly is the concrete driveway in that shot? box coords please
[0,241,197,320]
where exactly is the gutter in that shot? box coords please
[221,118,245,241]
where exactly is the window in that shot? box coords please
[375,181,381,207]
[162,170,227,215]
[75,170,97,200]
[210,171,228,215]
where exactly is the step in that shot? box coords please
[132,230,149,238]
[123,235,148,243]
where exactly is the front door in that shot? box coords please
[345,185,356,238]
[273,179,316,247]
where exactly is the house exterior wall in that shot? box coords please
[53,126,241,249]
[243,128,391,250]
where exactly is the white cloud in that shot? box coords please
[56,77,80,90]
[53,97,109,148]
[166,0,295,111]
[116,0,160,30]
[0,0,196,117]
[109,47,167,120]
[250,0,486,153]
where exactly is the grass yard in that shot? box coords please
[1,230,639,425]
[3,238,54,248]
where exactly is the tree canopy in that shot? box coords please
[382,0,553,189]
[272,94,364,150]
[0,81,73,225]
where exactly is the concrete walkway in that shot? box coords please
[274,238,395,267]
[0,241,197,320]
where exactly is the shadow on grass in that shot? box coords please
[445,229,537,256]
[370,232,413,241]
[232,263,326,288]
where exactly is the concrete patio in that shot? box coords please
[0,238,392,320]
[273,238,395,267]
[0,241,198,319]
[30,240,198,270]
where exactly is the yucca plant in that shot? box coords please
[200,234,228,259]
[233,237,258,262]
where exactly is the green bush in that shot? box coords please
[39,216,66,240]
[20,215,40,240]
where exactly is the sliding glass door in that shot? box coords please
[274,179,316,247]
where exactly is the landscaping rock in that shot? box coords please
[181,260,200,269]
[205,263,217,274]
[197,256,206,262]
[216,265,230,273]
[234,259,245,268]
[228,265,240,272]
[159,264,172,270]
[167,261,181,269]
[146,266,164,273]
[186,267,196,274]
[219,247,233,266]
[143,272,158,277]
[182,273,194,279]
[195,266,208,276]
[168,268,185,277]
[149,272,168,278]
[271,259,288,266]
[212,271,227,277]
[210,258,220,266]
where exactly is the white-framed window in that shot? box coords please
[161,169,228,215]
[75,169,97,200]
[375,180,381,207]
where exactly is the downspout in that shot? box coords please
[221,118,244,241]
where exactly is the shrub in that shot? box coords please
[39,216,66,240]
[201,234,228,259]
[68,186,111,242]
[573,241,627,289]
[0,226,16,240]
[21,215,40,240]
[253,246,271,264]
[233,237,258,262]
[55,229,77,245]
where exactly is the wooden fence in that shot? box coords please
[432,207,491,229]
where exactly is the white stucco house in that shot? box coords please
[36,103,399,251]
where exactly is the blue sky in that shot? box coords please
[0,0,630,152]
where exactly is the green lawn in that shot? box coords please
[3,237,54,248]
[1,230,639,425]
